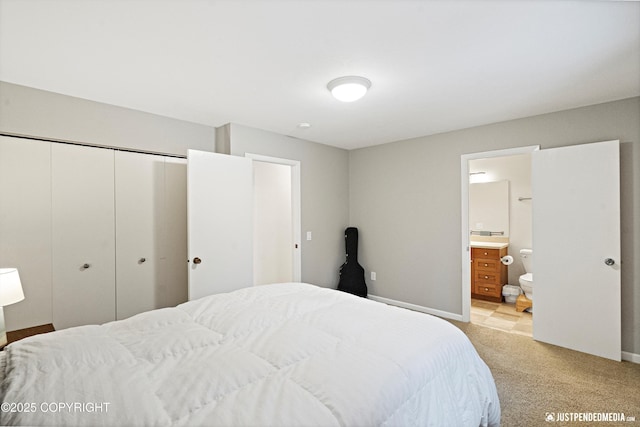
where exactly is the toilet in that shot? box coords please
[519,249,533,299]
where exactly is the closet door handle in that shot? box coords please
[82,263,90,269]
[193,257,202,264]
[604,258,615,266]
[139,258,146,263]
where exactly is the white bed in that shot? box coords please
[0,282,500,426]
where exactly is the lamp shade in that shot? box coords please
[0,268,24,306]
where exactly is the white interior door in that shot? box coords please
[188,150,253,300]
[532,140,620,361]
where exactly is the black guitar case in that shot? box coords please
[337,227,368,298]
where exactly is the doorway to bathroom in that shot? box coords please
[461,146,538,338]
[461,145,538,320]
[461,141,622,361]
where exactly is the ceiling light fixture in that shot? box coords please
[327,76,371,102]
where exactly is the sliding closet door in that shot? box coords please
[115,151,164,320]
[52,144,116,329]
[533,140,620,361]
[115,152,188,319]
[188,150,253,300]
[0,136,52,330]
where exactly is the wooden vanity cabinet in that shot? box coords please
[471,246,508,303]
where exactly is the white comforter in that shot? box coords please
[1,283,500,426]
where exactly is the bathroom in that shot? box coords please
[468,153,533,336]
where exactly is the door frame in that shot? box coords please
[460,145,539,322]
[245,153,302,282]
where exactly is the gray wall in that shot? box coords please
[227,123,349,288]
[0,81,215,156]
[2,81,637,355]
[349,96,640,355]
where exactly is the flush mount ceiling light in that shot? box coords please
[327,76,371,102]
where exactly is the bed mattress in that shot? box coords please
[0,282,500,426]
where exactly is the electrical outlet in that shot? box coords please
[371,271,376,281]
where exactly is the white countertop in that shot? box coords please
[470,241,509,249]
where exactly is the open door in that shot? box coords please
[532,140,620,361]
[187,150,253,300]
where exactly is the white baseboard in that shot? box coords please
[622,351,640,364]
[368,294,463,321]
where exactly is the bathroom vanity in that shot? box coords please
[471,242,508,303]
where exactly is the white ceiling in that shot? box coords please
[1,1,638,150]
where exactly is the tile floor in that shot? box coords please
[470,298,532,337]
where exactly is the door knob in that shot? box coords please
[139,258,146,263]
[82,263,90,269]
[193,257,202,264]
[604,258,615,266]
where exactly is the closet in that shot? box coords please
[0,135,187,331]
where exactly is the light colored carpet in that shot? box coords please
[449,320,640,426]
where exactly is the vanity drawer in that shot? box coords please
[474,259,500,271]
[475,283,500,297]
[472,247,500,259]
[475,271,500,284]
